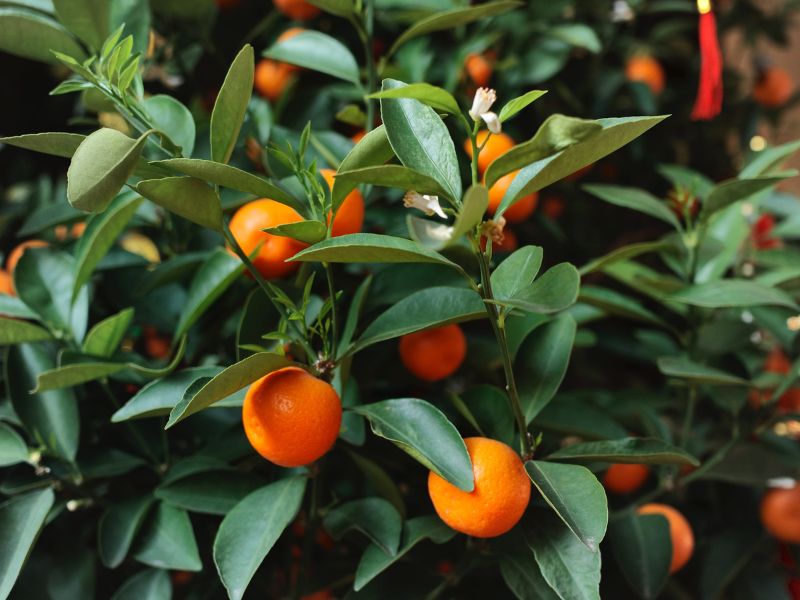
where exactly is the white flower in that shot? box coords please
[610,0,633,22]
[403,191,447,219]
[469,87,502,133]
[482,111,501,134]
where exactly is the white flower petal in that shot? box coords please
[469,87,497,121]
[403,191,447,219]
[481,111,501,134]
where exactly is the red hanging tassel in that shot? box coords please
[691,0,723,120]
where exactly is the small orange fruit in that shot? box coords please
[486,171,538,224]
[254,59,295,101]
[625,55,665,96]
[0,270,13,296]
[761,484,800,544]
[399,324,467,382]
[143,325,171,360]
[320,168,364,237]
[463,131,515,174]
[6,239,48,274]
[638,503,694,574]
[754,67,793,108]
[602,463,650,495]
[765,347,792,375]
[228,199,307,280]
[465,53,492,87]
[273,0,320,20]
[243,366,342,467]
[428,437,530,538]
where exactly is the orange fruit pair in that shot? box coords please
[486,170,538,224]
[463,130,515,174]
[399,324,467,382]
[761,484,800,544]
[54,221,86,241]
[638,503,694,574]
[243,366,342,467]
[428,437,530,538]
[274,0,319,20]
[754,66,793,108]
[603,463,650,495]
[625,55,665,96]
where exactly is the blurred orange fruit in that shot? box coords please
[274,0,320,20]
[761,484,800,544]
[465,53,492,87]
[464,131,515,174]
[638,503,694,573]
[254,59,295,101]
[603,463,650,495]
[625,55,665,95]
[486,170,538,223]
[754,67,793,108]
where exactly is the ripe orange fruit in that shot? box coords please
[625,55,665,96]
[143,325,171,360]
[398,324,467,382]
[761,484,800,544]
[0,270,13,296]
[254,59,295,101]
[428,437,530,538]
[638,503,694,573]
[465,53,492,87]
[463,131,515,174]
[754,67,793,108]
[602,463,650,495]
[228,199,307,280]
[6,239,48,274]
[486,171,538,223]
[273,0,319,20]
[319,168,364,237]
[765,347,792,374]
[242,366,342,467]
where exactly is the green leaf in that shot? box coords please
[352,398,474,491]
[583,184,681,230]
[407,185,488,251]
[156,470,264,515]
[492,246,543,300]
[548,23,601,53]
[525,461,607,551]
[460,385,515,447]
[0,488,55,599]
[174,249,244,339]
[323,498,402,556]
[0,422,28,467]
[740,139,800,178]
[608,513,671,600]
[656,356,749,386]
[347,450,406,518]
[67,128,151,213]
[83,307,134,358]
[5,344,79,461]
[34,362,126,392]
[213,477,306,600]
[578,286,667,327]
[166,353,291,427]
[333,125,394,210]
[144,94,196,157]
[265,29,359,84]
[334,165,450,199]
[110,569,171,600]
[387,1,521,56]
[0,295,38,320]
[98,495,154,568]
[307,0,354,16]
[0,317,53,345]
[547,437,699,466]
[516,314,576,423]
[499,263,580,315]
[670,280,798,309]
[73,193,143,300]
[370,83,460,115]
[701,174,794,221]
[379,79,461,202]
[263,220,326,245]
[603,260,687,316]
[52,0,108,49]
[535,400,628,441]
[0,7,85,63]
[136,176,222,231]
[353,287,485,351]
[657,163,713,199]
[579,240,671,276]
[0,132,85,158]
[499,539,560,600]
[211,45,254,165]
[498,90,548,123]
[354,516,455,591]
[133,502,201,571]
[154,158,301,211]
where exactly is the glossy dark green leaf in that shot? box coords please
[498,90,548,123]
[0,422,28,467]
[98,495,154,568]
[334,165,449,199]
[0,488,55,599]
[657,163,713,199]
[370,83,460,115]
[264,220,326,245]
[670,280,797,309]
[499,542,560,600]
[656,356,749,386]
[380,79,461,202]
[579,240,671,276]
[136,176,222,231]
[144,95,195,157]
[110,569,171,600]
[0,7,85,63]
[525,461,607,551]
[579,285,667,327]
[698,525,763,600]
[133,502,201,571]
[333,125,394,210]
[166,353,291,427]
[265,30,359,84]
[354,516,455,591]
[52,0,107,49]
[499,263,580,315]
[701,173,794,221]
[608,513,671,600]
[323,498,402,555]
[535,401,628,441]
[603,260,687,316]
[82,307,133,358]
[6,343,79,461]
[547,437,699,465]
[347,451,406,518]
[740,139,800,178]
[0,317,53,345]
[156,470,264,515]
[584,184,681,230]
[211,45,254,165]
[352,398,474,491]
[0,132,85,158]
[214,477,306,600]
[34,362,126,392]
[461,385,515,447]
[492,245,543,299]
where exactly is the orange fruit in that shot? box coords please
[320,168,364,237]
[398,324,467,382]
[765,347,792,375]
[602,463,650,495]
[428,437,530,538]
[463,131,514,174]
[171,570,194,586]
[242,366,342,467]
[761,484,800,544]
[542,195,565,220]
[55,221,86,241]
[351,130,366,143]
[228,199,307,279]
[638,503,694,574]
[273,0,320,20]
[6,239,48,274]
[300,591,333,600]
[754,67,793,108]
[486,171,538,224]
[277,28,304,73]
[254,59,295,101]
[0,270,13,296]
[465,53,492,87]
[143,325,171,360]
[625,55,665,96]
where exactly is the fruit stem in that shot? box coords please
[469,121,480,186]
[324,262,339,359]
[363,0,376,133]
